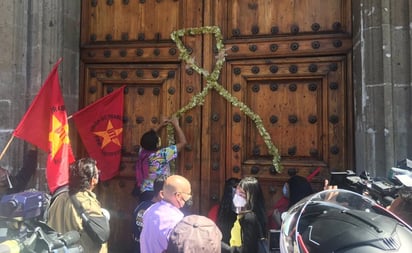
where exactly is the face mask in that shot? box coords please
[182,197,193,209]
[233,193,247,214]
[233,193,247,208]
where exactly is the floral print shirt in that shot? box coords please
[140,145,177,192]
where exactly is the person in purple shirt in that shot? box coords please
[140,175,193,253]
[132,175,166,253]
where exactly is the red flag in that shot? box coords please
[13,58,75,193]
[72,86,125,181]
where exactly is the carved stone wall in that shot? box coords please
[0,0,80,190]
[353,0,412,177]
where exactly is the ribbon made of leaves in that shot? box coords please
[169,26,282,173]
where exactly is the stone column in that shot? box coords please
[0,1,29,169]
[353,0,412,177]
[0,1,80,188]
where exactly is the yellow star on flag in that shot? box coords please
[49,114,70,158]
[93,120,123,149]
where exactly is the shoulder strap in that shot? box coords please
[70,194,94,226]
[50,185,69,205]
[70,194,86,216]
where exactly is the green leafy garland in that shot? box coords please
[169,26,282,173]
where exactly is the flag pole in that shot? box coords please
[0,135,15,161]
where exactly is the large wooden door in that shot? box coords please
[80,0,352,251]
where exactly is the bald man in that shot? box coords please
[140,175,193,253]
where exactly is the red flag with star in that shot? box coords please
[13,58,75,193]
[72,86,125,181]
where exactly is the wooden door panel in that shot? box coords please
[225,56,350,197]
[223,0,351,37]
[244,78,322,157]
[81,0,202,45]
[82,0,182,44]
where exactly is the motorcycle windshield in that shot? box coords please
[279,189,409,253]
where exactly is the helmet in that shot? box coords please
[280,189,412,253]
